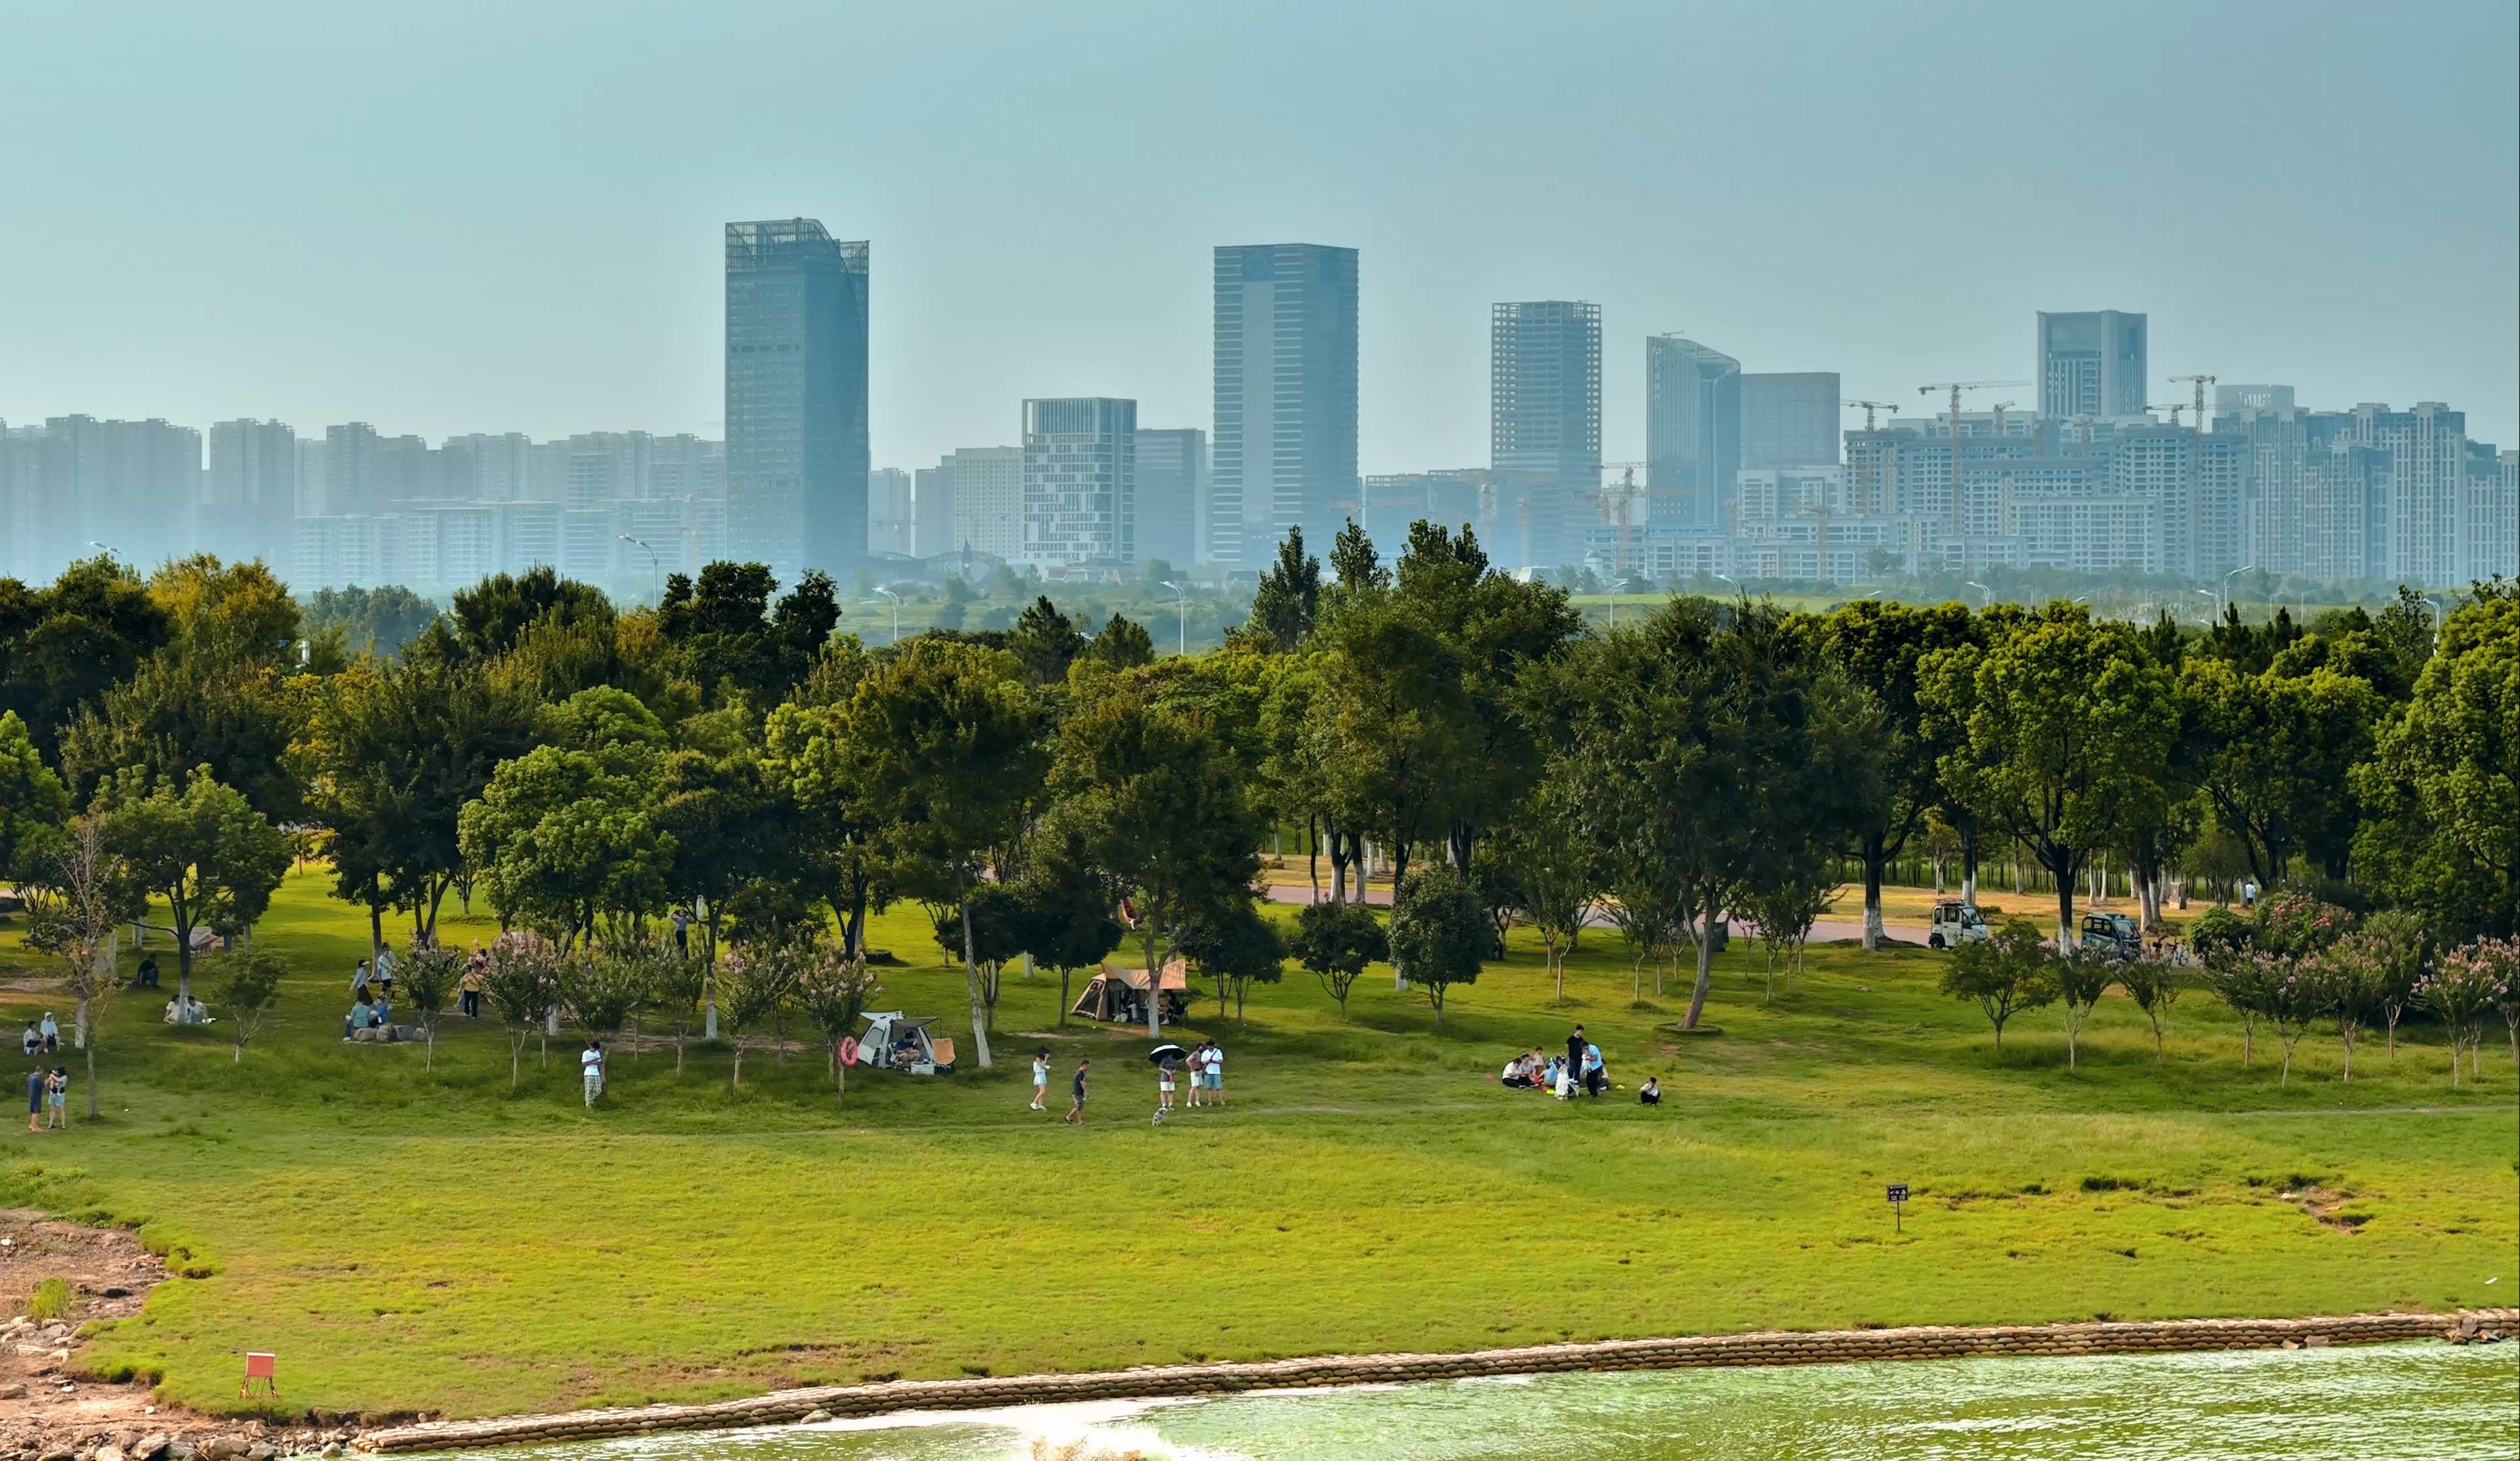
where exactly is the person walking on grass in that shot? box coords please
[459,958,486,1019]
[45,1069,66,1130]
[25,1067,44,1134]
[352,958,371,998]
[581,1040,605,1107]
[1030,1048,1051,1111]
[1065,1059,1091,1125]
[1154,1054,1178,1124]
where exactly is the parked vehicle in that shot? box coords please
[2079,912,2142,958]
[1927,901,1988,950]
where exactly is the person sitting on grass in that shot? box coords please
[18,1023,36,1057]
[345,995,374,1039]
[371,992,392,1028]
[1500,1050,1533,1088]
[38,1013,58,1052]
[1639,1077,1661,1107]
[136,954,160,990]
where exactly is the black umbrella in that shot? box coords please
[1147,1042,1188,1065]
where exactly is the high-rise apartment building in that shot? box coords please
[1741,371,1840,470]
[2467,449,2519,583]
[1022,398,1135,570]
[867,467,915,557]
[1646,335,1742,530]
[1491,302,1601,569]
[725,218,870,581]
[205,419,297,571]
[945,446,1024,563]
[1132,427,1206,570]
[2037,310,2149,420]
[911,464,955,559]
[2214,384,2295,417]
[2345,402,2465,586]
[1212,243,1359,566]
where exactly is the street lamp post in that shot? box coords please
[1965,580,1992,608]
[2193,588,2220,625]
[2419,595,2445,653]
[618,535,660,601]
[873,585,901,645]
[1159,580,1189,656]
[2220,564,2255,618]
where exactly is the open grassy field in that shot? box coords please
[0,866,2511,1421]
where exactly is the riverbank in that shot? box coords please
[357,1309,2519,1454]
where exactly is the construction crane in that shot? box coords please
[2169,373,2216,427]
[1596,462,1648,580]
[1990,401,2017,438]
[1919,380,2030,546]
[1845,401,1901,513]
[2147,403,2192,427]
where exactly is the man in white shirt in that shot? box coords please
[581,1040,605,1107]
[1204,1041,1224,1107]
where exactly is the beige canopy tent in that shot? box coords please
[1069,956,1192,1023]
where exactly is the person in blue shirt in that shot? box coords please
[26,1067,45,1133]
[346,996,373,1039]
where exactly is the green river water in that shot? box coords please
[444,1342,2517,1460]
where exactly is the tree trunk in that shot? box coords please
[731,1042,745,1093]
[1862,838,1886,952]
[1307,816,1320,900]
[83,1040,97,1121]
[1961,829,1979,905]
[1058,967,1072,1027]
[959,873,995,1069]
[508,1033,524,1092]
[2048,849,2077,950]
[1141,914,1164,1042]
[1683,888,1718,1029]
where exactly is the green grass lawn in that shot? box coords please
[0,864,2511,1420]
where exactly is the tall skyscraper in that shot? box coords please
[1491,301,1601,568]
[1741,371,1841,469]
[1022,398,1135,569]
[2037,310,2148,419]
[1646,335,1742,530]
[1212,243,1358,565]
[725,218,869,583]
[1132,427,1206,569]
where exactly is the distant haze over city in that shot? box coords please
[2,3,2513,465]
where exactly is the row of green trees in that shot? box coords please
[1940,891,2519,1084]
[3,535,2515,1071]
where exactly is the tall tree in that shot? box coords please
[0,710,70,889]
[1288,898,1388,1019]
[91,766,291,1004]
[1007,597,1088,685]
[654,561,840,705]
[456,745,676,948]
[1326,520,1388,596]
[1014,824,1125,1025]
[308,653,538,951]
[1816,599,1979,948]
[839,639,1045,1069]
[2350,581,2518,939]
[1927,609,2178,948]
[1545,597,1873,1029]
[301,584,442,659]
[1487,786,1598,1001]
[1308,596,1471,892]
[1087,612,1155,670]
[2179,658,2379,888]
[1049,674,1264,1039]
[0,557,173,762]
[1245,528,1322,649]
[446,566,615,664]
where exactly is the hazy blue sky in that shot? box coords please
[5,1,2515,467]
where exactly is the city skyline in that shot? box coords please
[3,4,2511,467]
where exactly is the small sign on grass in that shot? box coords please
[1886,1183,1909,1232]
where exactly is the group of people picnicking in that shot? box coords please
[1498,1024,1659,1106]
[342,950,401,1039]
